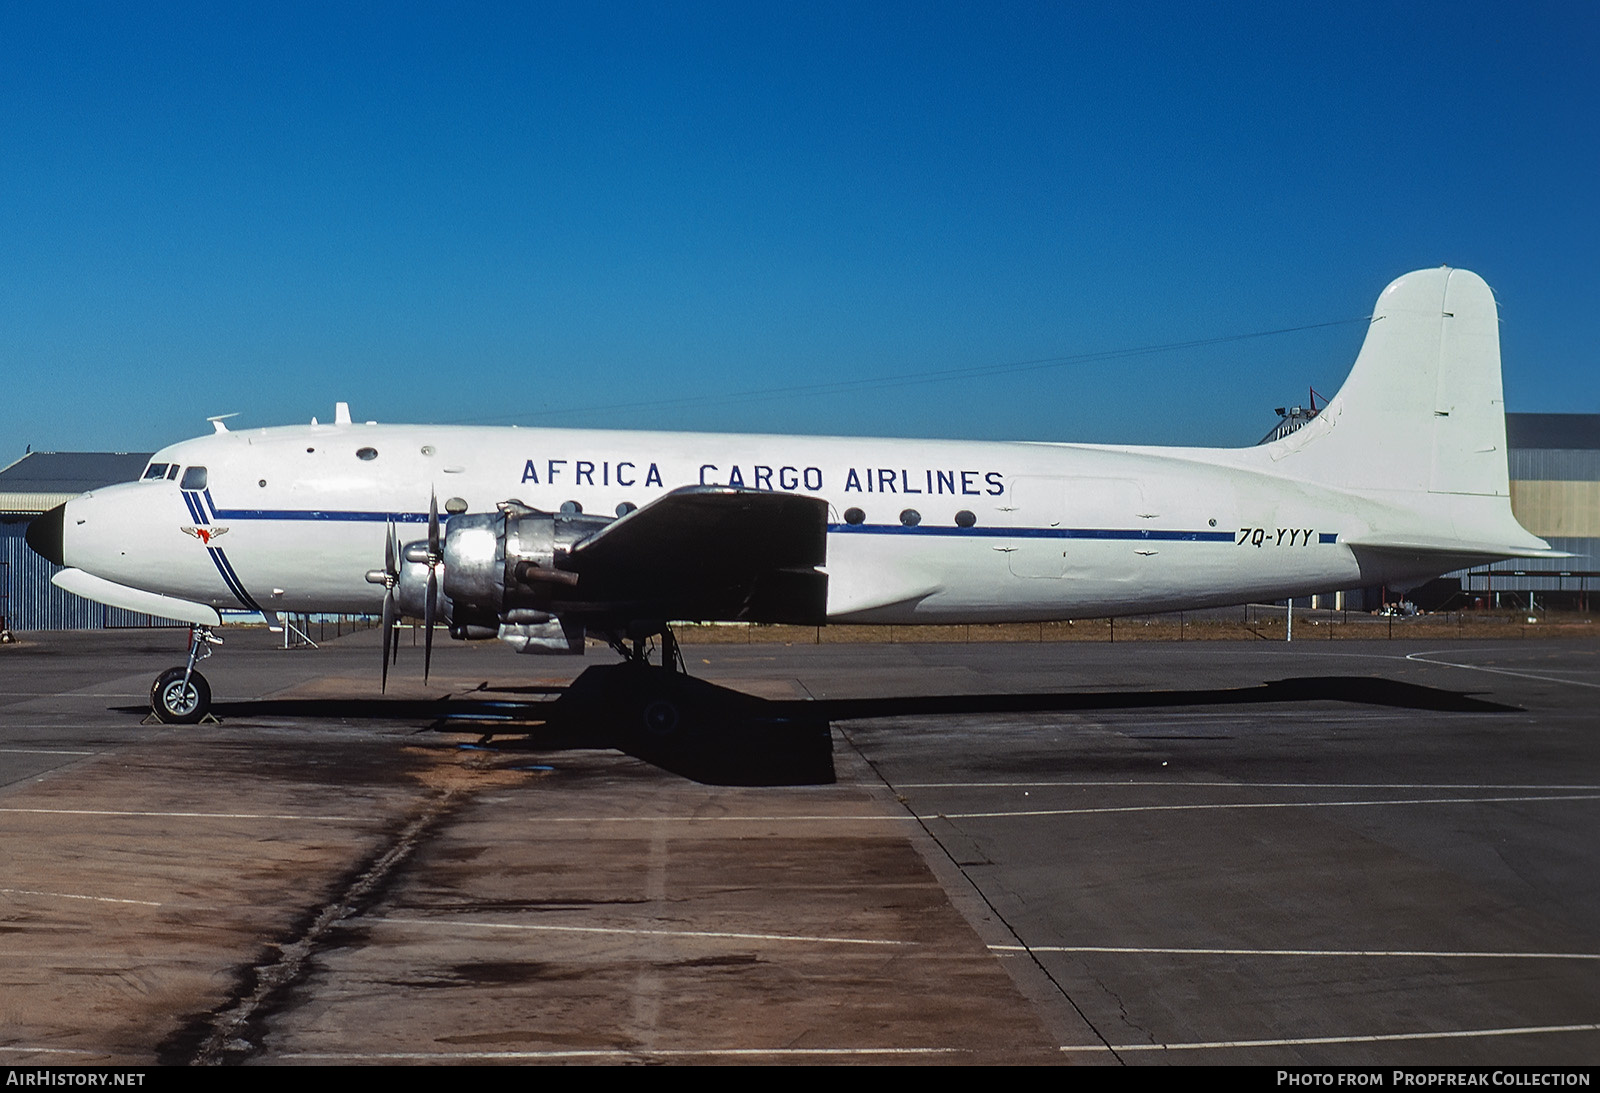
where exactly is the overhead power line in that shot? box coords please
[457,315,1371,427]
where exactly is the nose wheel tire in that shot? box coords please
[151,668,211,724]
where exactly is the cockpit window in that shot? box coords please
[180,466,208,491]
[168,464,180,480]
[143,463,171,481]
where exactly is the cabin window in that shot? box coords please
[843,507,865,525]
[615,502,637,517]
[560,500,583,515]
[356,447,378,461]
[180,466,208,491]
[899,508,921,527]
[955,509,977,527]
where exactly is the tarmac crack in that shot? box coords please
[174,791,460,1066]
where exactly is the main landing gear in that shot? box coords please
[609,625,683,674]
[558,622,836,786]
[596,623,688,737]
[149,627,222,724]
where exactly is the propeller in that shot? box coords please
[366,519,400,693]
[399,492,446,681]
[423,490,441,681]
[367,498,444,689]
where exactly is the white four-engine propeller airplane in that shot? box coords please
[27,267,1554,724]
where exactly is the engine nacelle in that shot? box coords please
[436,504,607,654]
[394,544,496,641]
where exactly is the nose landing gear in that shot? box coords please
[149,627,222,724]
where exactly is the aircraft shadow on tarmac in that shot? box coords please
[115,666,1521,788]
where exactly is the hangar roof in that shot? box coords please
[1506,414,1600,452]
[0,451,152,514]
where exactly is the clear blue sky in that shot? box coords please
[4,2,1595,457]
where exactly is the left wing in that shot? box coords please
[566,486,829,624]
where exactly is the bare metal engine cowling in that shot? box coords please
[398,506,606,654]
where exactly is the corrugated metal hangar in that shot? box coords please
[1,451,156,630]
[3,413,1597,631]
[1454,413,1600,610]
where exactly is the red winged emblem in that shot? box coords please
[181,527,230,545]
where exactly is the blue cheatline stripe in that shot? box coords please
[182,491,208,525]
[828,524,1239,542]
[206,547,266,614]
[203,548,245,606]
[201,488,219,521]
[210,507,430,523]
[199,496,1339,546]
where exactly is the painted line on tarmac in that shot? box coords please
[281,1047,961,1060]
[377,915,914,947]
[900,779,1600,790]
[0,886,161,907]
[1405,650,1600,689]
[1001,944,1600,960]
[1060,1021,1600,1053]
[935,792,1600,820]
[0,806,372,822]
[0,806,910,825]
[535,813,914,823]
[0,692,147,699]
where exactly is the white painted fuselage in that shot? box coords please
[57,425,1424,623]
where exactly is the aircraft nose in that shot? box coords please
[26,503,66,566]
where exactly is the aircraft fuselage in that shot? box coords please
[57,421,1437,625]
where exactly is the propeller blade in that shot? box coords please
[423,490,442,682]
[380,588,395,693]
[423,566,437,682]
[377,517,405,692]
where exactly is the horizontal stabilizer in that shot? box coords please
[1340,534,1572,560]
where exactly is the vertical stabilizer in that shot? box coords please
[1263,267,1549,556]
[1269,267,1508,498]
